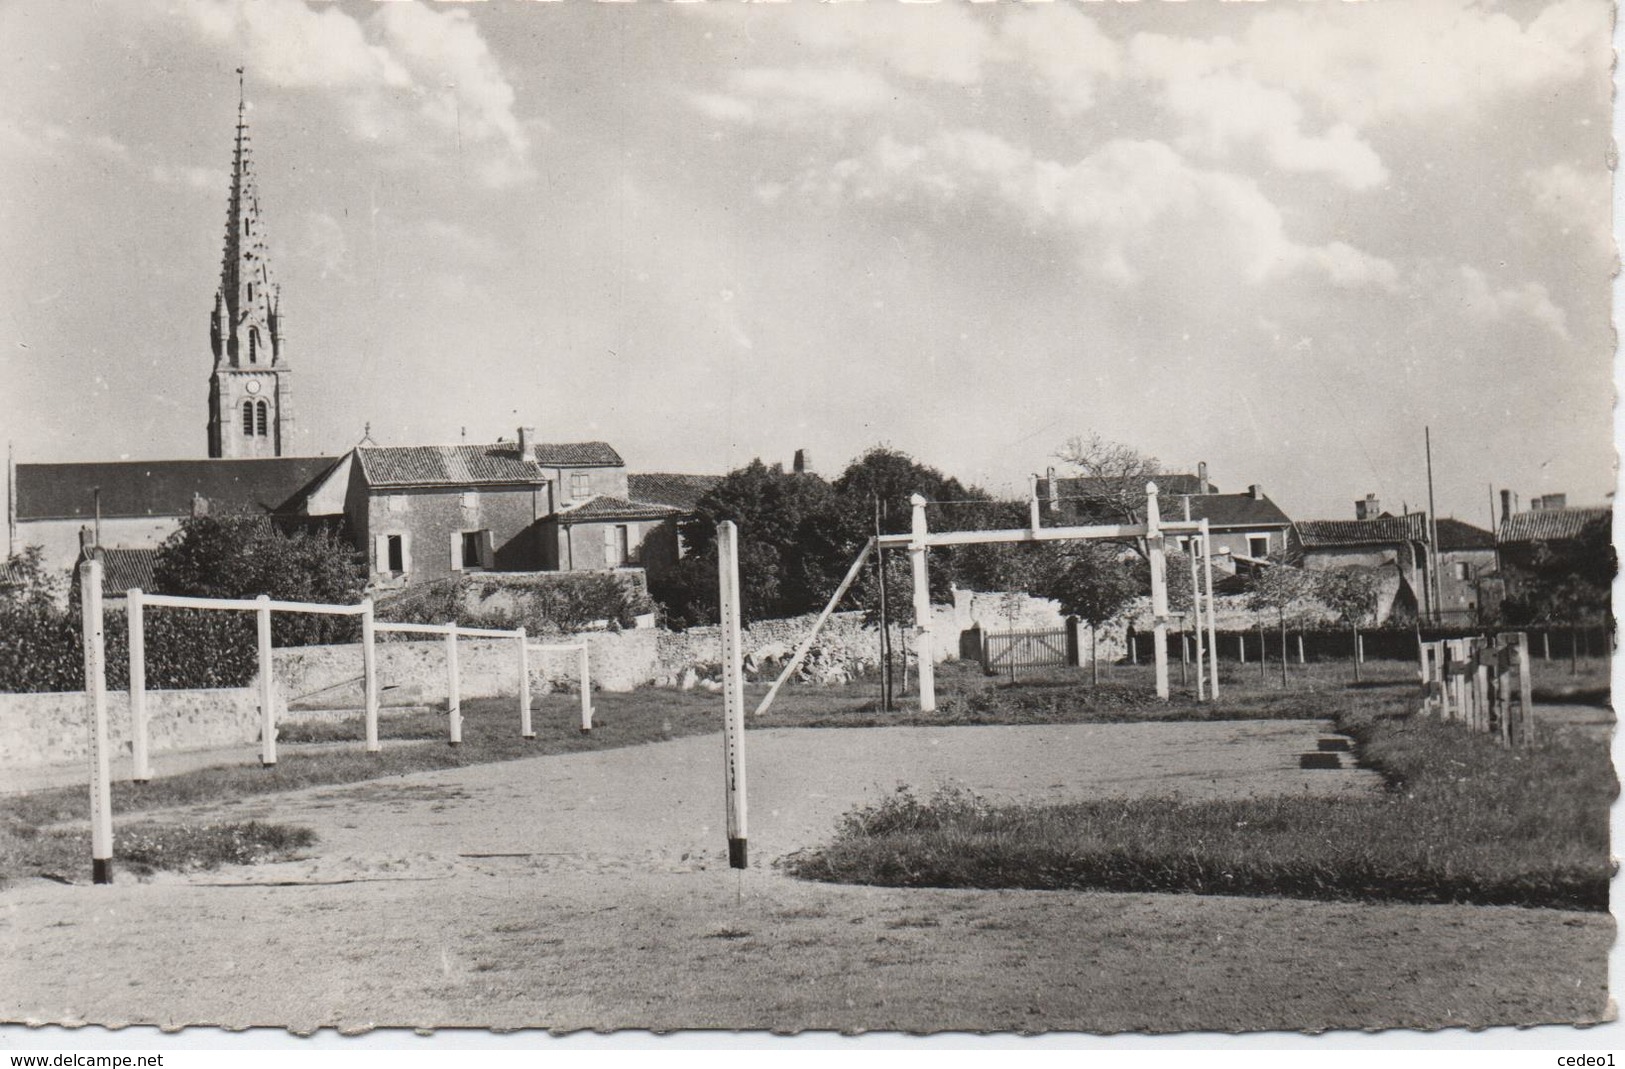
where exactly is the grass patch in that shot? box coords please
[2,820,316,883]
[784,683,1616,911]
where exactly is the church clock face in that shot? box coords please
[245,379,261,395]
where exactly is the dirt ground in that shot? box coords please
[1,719,1611,1035]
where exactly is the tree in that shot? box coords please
[154,513,365,647]
[1315,567,1382,680]
[0,546,81,692]
[1029,542,1141,683]
[1501,522,1616,627]
[1052,433,1163,529]
[1248,564,1319,684]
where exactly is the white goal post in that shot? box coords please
[750,481,1223,718]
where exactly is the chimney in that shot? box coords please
[79,525,96,551]
[793,449,810,475]
[1197,461,1208,494]
[1248,484,1263,501]
[518,426,534,459]
[1500,489,1512,523]
[1355,493,1380,521]
[191,492,209,519]
[1535,493,1567,511]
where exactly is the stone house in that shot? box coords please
[1495,498,1612,621]
[1433,517,1500,625]
[1035,466,1295,572]
[1296,503,1433,624]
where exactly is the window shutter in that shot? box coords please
[481,530,495,569]
[375,534,390,574]
[400,534,412,575]
[603,525,616,567]
[451,530,464,572]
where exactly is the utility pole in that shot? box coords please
[1424,427,1442,626]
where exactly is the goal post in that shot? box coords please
[717,520,749,869]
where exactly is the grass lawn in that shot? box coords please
[785,672,1616,910]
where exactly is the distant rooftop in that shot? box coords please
[1297,513,1431,548]
[356,441,625,489]
[1499,507,1610,545]
[15,456,341,521]
[629,473,721,511]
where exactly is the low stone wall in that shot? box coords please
[0,687,260,774]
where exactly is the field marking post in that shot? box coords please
[1146,482,1169,700]
[256,594,276,767]
[517,627,533,739]
[80,560,113,884]
[126,587,151,783]
[446,622,462,746]
[909,493,936,713]
[361,597,379,753]
[717,520,749,869]
[1202,520,1219,699]
[578,644,593,733]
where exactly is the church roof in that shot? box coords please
[14,457,342,521]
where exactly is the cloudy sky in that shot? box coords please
[0,0,1614,526]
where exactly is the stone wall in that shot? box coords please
[0,687,260,774]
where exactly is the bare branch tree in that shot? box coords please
[1052,433,1163,527]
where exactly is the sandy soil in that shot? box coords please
[1,720,1610,1035]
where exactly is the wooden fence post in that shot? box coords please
[80,560,113,884]
[446,622,461,746]
[1516,631,1534,748]
[361,597,379,754]
[126,587,151,783]
[257,594,276,767]
[517,627,533,739]
[909,494,936,713]
[578,644,594,733]
[717,521,749,869]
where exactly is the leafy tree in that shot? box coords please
[0,547,81,692]
[1314,566,1382,679]
[1501,521,1616,627]
[154,513,365,647]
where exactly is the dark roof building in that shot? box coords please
[1435,517,1496,551]
[628,473,721,511]
[355,445,547,490]
[1499,506,1611,545]
[1296,513,1431,548]
[13,456,341,521]
[556,495,681,524]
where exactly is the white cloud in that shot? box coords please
[1157,72,1387,191]
[803,130,1397,291]
[691,67,894,127]
[1452,264,1570,340]
[170,0,529,187]
[994,8,1122,114]
[1527,161,1613,255]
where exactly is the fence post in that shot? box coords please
[909,493,936,713]
[1516,631,1534,747]
[717,520,749,869]
[1064,617,1080,668]
[446,623,462,746]
[578,643,593,733]
[257,594,276,767]
[126,587,151,783]
[80,560,114,884]
[1297,633,1305,665]
[1146,482,1169,700]
[517,627,533,739]
[361,597,379,754]
[1202,522,1219,700]
[1237,634,1246,664]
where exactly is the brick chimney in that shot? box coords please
[793,448,811,475]
[1355,493,1380,520]
[79,525,96,551]
[1533,493,1567,511]
[1500,489,1512,523]
[518,426,534,458]
[1197,461,1209,494]
[1248,484,1263,501]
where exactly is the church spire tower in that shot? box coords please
[207,70,292,459]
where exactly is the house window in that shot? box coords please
[462,531,485,569]
[570,472,592,500]
[1247,535,1270,559]
[386,535,405,573]
[1453,561,1470,581]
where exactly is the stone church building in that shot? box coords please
[5,85,697,599]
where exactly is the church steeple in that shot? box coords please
[207,70,293,459]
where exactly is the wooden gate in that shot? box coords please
[1419,632,1534,747]
[981,626,1076,676]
